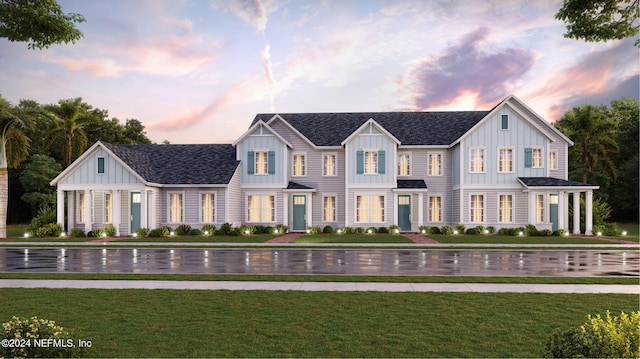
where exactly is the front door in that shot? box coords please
[549,194,559,231]
[398,195,411,231]
[130,192,141,234]
[292,195,306,231]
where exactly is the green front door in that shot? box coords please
[130,192,141,234]
[398,195,411,231]
[292,195,306,231]
[550,194,559,231]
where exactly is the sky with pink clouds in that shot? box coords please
[0,0,638,144]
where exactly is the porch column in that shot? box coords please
[56,189,64,228]
[418,192,424,228]
[282,193,288,227]
[84,190,92,233]
[528,191,536,224]
[572,192,581,234]
[585,190,593,235]
[66,191,75,232]
[306,193,312,228]
[141,189,147,231]
[557,190,565,231]
[113,190,121,236]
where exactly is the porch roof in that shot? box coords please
[518,177,599,190]
[397,180,428,189]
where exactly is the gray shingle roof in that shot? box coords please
[397,180,428,189]
[286,181,314,190]
[518,177,596,187]
[253,111,489,146]
[102,142,238,185]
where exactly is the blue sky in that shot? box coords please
[1,0,638,144]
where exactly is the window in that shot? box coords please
[323,153,336,176]
[292,153,306,176]
[549,151,557,170]
[499,194,512,223]
[104,192,112,223]
[169,193,183,223]
[323,196,336,222]
[255,151,268,174]
[428,153,442,176]
[357,150,385,175]
[356,195,385,222]
[97,157,105,174]
[78,192,85,223]
[470,194,484,223]
[469,148,485,173]
[536,194,545,222]
[397,153,411,176]
[247,195,275,222]
[498,148,514,173]
[429,196,442,222]
[501,114,509,130]
[532,148,542,168]
[247,150,275,175]
[201,193,215,223]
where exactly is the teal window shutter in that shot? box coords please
[267,151,276,174]
[524,148,532,168]
[356,151,364,174]
[97,157,105,174]
[501,115,509,130]
[247,151,255,174]
[378,150,385,174]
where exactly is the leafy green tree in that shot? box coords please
[555,104,620,184]
[555,0,640,46]
[19,154,61,215]
[44,98,95,166]
[0,95,31,237]
[123,119,152,144]
[0,0,85,50]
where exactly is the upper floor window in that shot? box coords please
[428,153,442,176]
[292,153,306,176]
[469,147,485,173]
[532,148,542,168]
[97,157,105,174]
[549,151,557,170]
[397,153,411,176]
[501,114,509,130]
[247,150,275,175]
[498,148,514,173]
[356,150,385,175]
[323,153,337,176]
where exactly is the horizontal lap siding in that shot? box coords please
[227,169,242,226]
[160,188,227,229]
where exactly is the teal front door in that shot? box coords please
[130,192,141,234]
[398,195,411,231]
[549,194,559,231]
[292,195,306,231]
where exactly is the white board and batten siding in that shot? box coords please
[237,125,287,186]
[346,125,397,186]
[58,147,141,186]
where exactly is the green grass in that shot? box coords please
[113,234,278,243]
[619,223,640,242]
[292,234,412,243]
[429,234,631,244]
[0,289,635,357]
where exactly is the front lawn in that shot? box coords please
[429,234,623,244]
[113,234,278,243]
[292,234,412,243]
[0,289,635,357]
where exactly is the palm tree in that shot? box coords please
[44,98,91,166]
[0,95,31,238]
[555,104,620,183]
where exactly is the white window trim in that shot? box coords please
[500,114,509,130]
[322,152,337,177]
[104,192,113,224]
[292,152,307,177]
[397,152,412,177]
[322,194,338,223]
[428,194,443,223]
[549,150,558,170]
[427,152,443,176]
[199,191,217,224]
[497,146,515,173]
[355,193,386,223]
[535,193,546,223]
[469,147,486,174]
[253,149,269,176]
[497,192,514,224]
[532,147,544,168]
[97,156,106,175]
[469,192,486,224]
[245,193,277,223]
[167,191,185,224]
[363,149,379,175]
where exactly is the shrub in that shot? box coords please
[552,229,567,237]
[343,227,353,234]
[275,224,288,234]
[378,226,389,234]
[364,227,376,234]
[498,227,512,236]
[538,229,552,236]
[27,206,57,235]
[34,222,63,237]
[322,225,334,234]
[264,226,275,234]
[1,316,89,359]
[430,226,441,235]
[149,226,170,237]
[135,227,149,238]
[175,224,192,236]
[486,226,496,234]
[253,225,265,234]
[354,227,365,234]
[70,228,85,237]
[542,311,640,358]
[239,225,256,235]
[388,225,401,234]
[465,227,481,235]
[104,224,117,237]
[190,228,202,235]
[525,224,539,236]
[201,224,216,235]
[514,227,526,236]
[593,223,621,236]
[441,225,453,235]
[217,223,234,235]
[306,226,321,234]
[455,223,465,234]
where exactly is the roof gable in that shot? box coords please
[340,118,401,146]
[232,120,292,148]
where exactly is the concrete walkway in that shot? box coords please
[0,279,637,294]
[402,233,440,244]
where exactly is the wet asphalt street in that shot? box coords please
[0,248,637,277]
